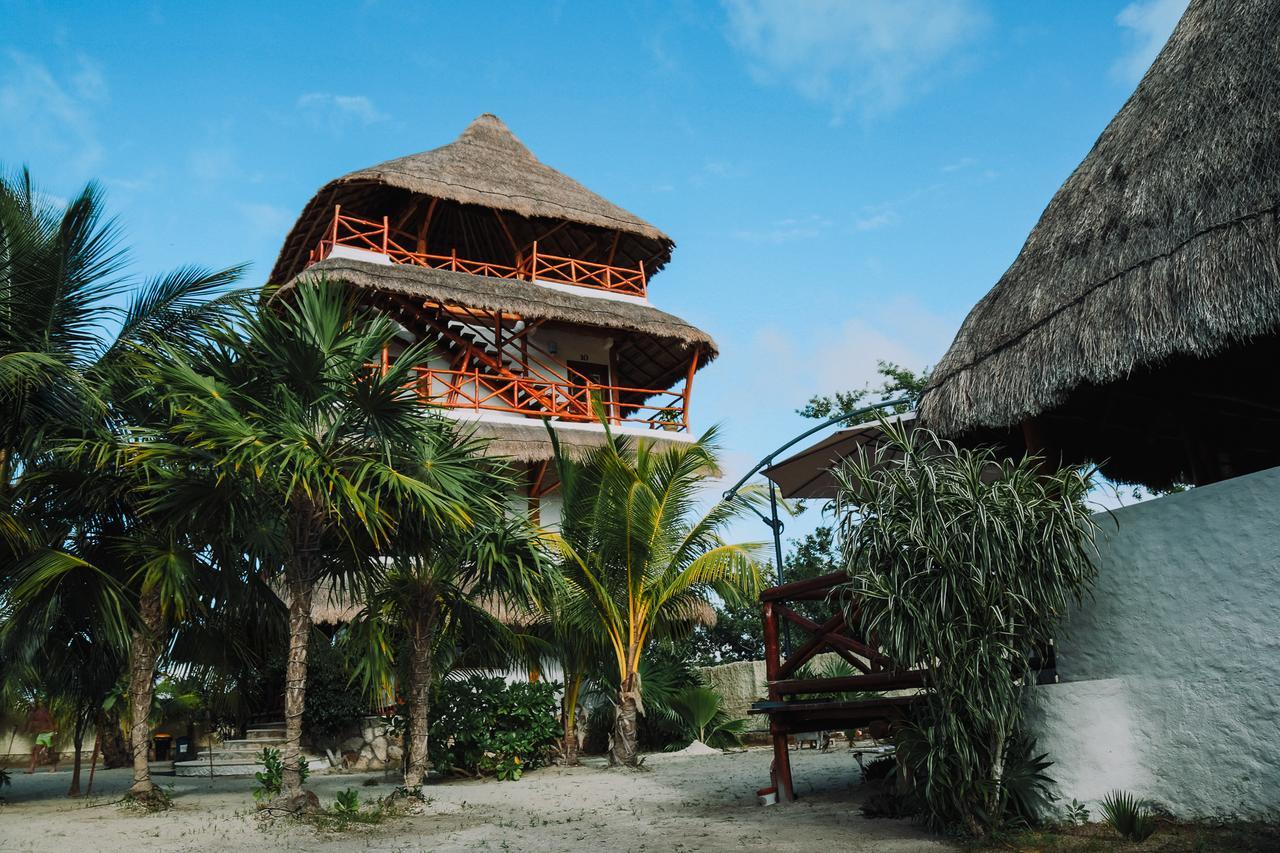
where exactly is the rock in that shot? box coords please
[386,744,403,762]
[341,736,365,753]
[371,735,389,763]
[359,744,375,760]
[267,790,321,815]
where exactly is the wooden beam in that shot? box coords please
[417,197,440,253]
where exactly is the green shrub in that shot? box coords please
[251,746,309,802]
[333,788,360,815]
[1101,790,1157,842]
[252,747,284,802]
[429,675,559,780]
[670,687,748,748]
[303,635,368,745]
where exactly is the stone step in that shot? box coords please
[221,738,287,750]
[173,754,328,778]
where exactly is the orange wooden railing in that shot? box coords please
[407,366,687,430]
[309,207,648,296]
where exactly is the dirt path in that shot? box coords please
[0,748,954,852]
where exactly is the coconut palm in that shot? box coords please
[0,168,246,799]
[548,427,766,766]
[138,280,484,802]
[349,481,550,790]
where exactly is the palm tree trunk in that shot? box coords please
[610,670,642,767]
[281,571,314,798]
[67,710,87,797]
[127,588,163,796]
[403,607,436,790]
[562,672,583,765]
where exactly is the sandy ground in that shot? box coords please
[0,748,955,852]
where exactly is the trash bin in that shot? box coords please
[153,733,172,761]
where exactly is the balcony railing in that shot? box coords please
[409,366,688,431]
[308,207,648,296]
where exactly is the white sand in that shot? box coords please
[0,748,954,852]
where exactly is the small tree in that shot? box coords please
[550,426,765,766]
[834,422,1098,836]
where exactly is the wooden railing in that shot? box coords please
[408,366,688,431]
[308,207,648,296]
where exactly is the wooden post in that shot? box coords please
[530,241,539,281]
[681,347,699,431]
[331,204,341,246]
[762,601,795,802]
[382,215,389,254]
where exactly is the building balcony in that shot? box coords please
[380,364,690,432]
[308,207,649,297]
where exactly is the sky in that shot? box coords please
[0,0,1189,548]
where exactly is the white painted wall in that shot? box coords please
[1027,464,1280,818]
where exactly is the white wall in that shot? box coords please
[1028,464,1280,818]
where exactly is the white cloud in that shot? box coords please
[733,213,832,243]
[297,93,388,128]
[0,51,106,177]
[853,210,898,232]
[1112,0,1188,84]
[238,202,294,241]
[722,0,987,118]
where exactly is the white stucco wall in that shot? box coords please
[1027,464,1280,818]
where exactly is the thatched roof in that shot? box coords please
[919,0,1280,486]
[283,257,715,391]
[459,417,698,464]
[270,114,673,284]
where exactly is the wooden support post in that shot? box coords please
[762,601,795,802]
[417,197,439,254]
[331,204,341,246]
[682,347,699,431]
[382,215,389,254]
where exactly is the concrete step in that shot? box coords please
[173,754,328,778]
[221,738,287,750]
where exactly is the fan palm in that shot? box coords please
[137,280,483,800]
[0,168,246,798]
[548,426,766,766]
[349,485,550,790]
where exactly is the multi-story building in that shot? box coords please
[269,114,716,525]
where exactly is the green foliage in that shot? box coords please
[429,676,559,780]
[998,734,1057,823]
[253,747,284,802]
[333,788,360,815]
[303,634,368,745]
[670,687,748,748]
[797,361,929,422]
[1101,790,1158,842]
[835,423,1099,837]
[1064,798,1090,826]
[679,526,841,666]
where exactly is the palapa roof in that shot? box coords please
[282,257,716,392]
[919,0,1280,487]
[271,114,674,284]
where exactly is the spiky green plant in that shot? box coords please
[835,420,1099,836]
[1101,790,1157,842]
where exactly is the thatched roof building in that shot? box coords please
[919,0,1280,488]
[271,114,673,285]
[282,256,715,394]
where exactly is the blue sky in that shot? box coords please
[1,0,1187,545]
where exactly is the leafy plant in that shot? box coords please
[428,676,559,780]
[1101,790,1157,842]
[252,747,284,802]
[670,686,748,748]
[302,635,368,746]
[1064,798,1090,826]
[998,734,1057,823]
[861,755,896,782]
[333,788,360,815]
[549,426,766,766]
[835,422,1099,837]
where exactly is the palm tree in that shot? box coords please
[139,280,484,802]
[349,486,550,790]
[0,168,246,800]
[548,427,766,766]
